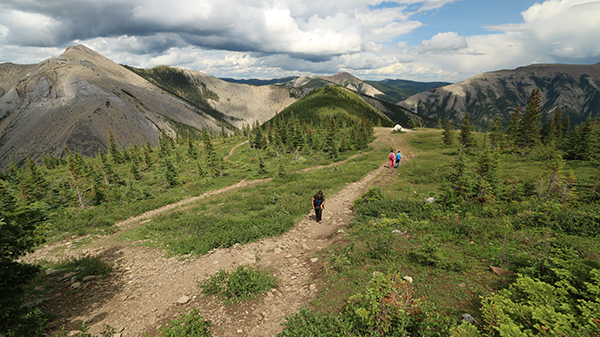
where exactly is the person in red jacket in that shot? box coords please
[389,150,395,168]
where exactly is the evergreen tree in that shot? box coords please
[21,157,49,203]
[197,161,206,177]
[476,138,500,200]
[563,113,570,136]
[91,165,107,205]
[0,182,47,336]
[144,148,153,169]
[131,161,141,180]
[325,119,339,159]
[187,135,198,159]
[553,108,563,141]
[108,131,123,164]
[489,117,504,149]
[444,153,477,203]
[252,125,267,149]
[518,88,542,155]
[459,113,476,149]
[159,130,171,158]
[407,118,416,129]
[67,152,86,209]
[442,119,454,145]
[258,155,267,175]
[163,157,179,187]
[506,107,521,146]
[437,118,443,129]
[203,129,220,177]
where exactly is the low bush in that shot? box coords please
[199,265,277,304]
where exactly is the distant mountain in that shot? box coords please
[364,79,451,103]
[221,73,449,105]
[0,45,299,169]
[219,77,297,86]
[397,63,600,129]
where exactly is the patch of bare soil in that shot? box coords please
[24,128,410,337]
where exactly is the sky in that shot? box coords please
[0,0,599,83]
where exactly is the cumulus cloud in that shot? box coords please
[0,0,598,82]
[415,32,468,54]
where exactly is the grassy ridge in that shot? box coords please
[276,86,394,127]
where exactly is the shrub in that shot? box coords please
[160,309,211,337]
[200,265,277,304]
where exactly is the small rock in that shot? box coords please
[62,272,76,280]
[177,295,190,304]
[71,282,81,289]
[391,229,406,235]
[424,197,437,204]
[285,254,293,258]
[82,275,100,282]
[490,266,515,277]
[302,243,310,250]
[462,313,478,325]
[310,258,319,263]
[45,268,58,275]
[237,329,243,333]
[45,320,61,329]
[403,276,413,284]
[309,284,317,291]
[70,276,78,284]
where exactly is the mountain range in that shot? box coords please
[398,63,600,128]
[1,44,599,170]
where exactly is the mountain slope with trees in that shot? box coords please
[398,62,600,130]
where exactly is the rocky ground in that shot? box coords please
[23,128,413,336]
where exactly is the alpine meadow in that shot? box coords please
[1,54,600,336]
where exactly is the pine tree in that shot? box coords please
[21,157,49,203]
[108,131,123,164]
[131,161,141,180]
[459,113,476,149]
[476,138,500,200]
[325,119,339,159]
[553,108,563,141]
[518,88,542,155]
[437,118,443,129]
[144,148,152,169]
[489,117,504,149]
[407,118,416,129]
[507,107,521,147]
[416,119,423,128]
[67,152,86,209]
[203,129,220,177]
[187,135,198,159]
[442,119,454,145]
[258,155,267,174]
[164,157,179,187]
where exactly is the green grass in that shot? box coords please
[199,266,277,304]
[118,145,381,255]
[285,129,600,336]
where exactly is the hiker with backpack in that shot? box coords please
[312,190,326,223]
[389,150,395,168]
[395,150,402,168]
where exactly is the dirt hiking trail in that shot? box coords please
[23,128,415,337]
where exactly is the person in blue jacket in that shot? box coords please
[395,151,402,168]
[312,190,326,223]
